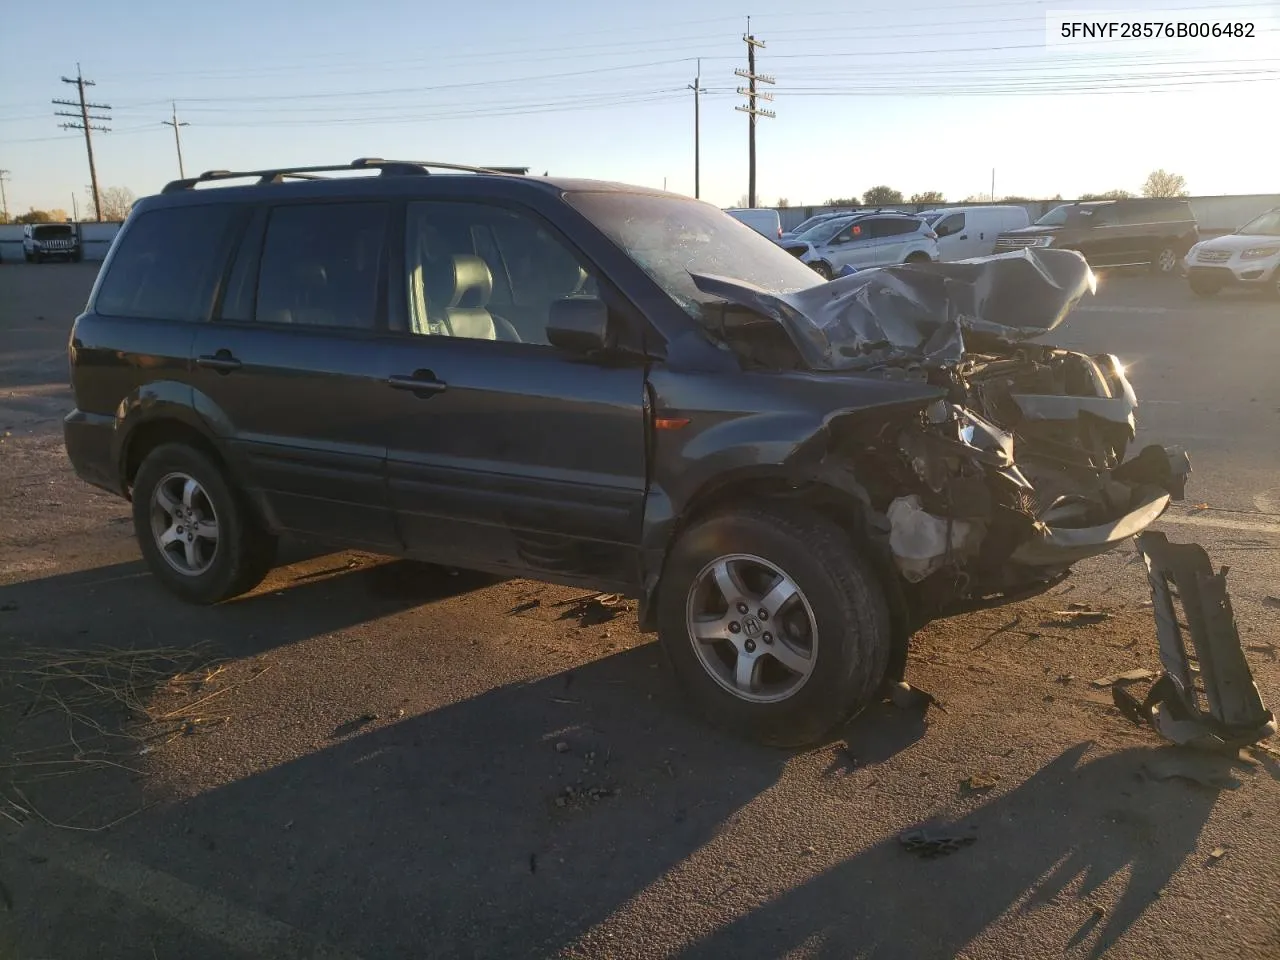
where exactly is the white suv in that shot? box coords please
[779,212,939,279]
[1183,207,1280,297]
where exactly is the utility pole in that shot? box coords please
[0,170,9,222]
[162,101,189,179]
[72,193,79,222]
[735,19,774,209]
[53,64,110,222]
[688,59,706,200]
[991,168,996,203]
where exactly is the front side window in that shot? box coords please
[255,202,388,329]
[404,201,597,345]
[936,212,965,237]
[95,205,237,322]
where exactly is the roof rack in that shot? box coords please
[160,158,530,194]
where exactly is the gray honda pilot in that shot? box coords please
[63,159,1190,745]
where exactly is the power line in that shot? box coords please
[52,64,110,222]
[84,0,1275,83]
[736,18,774,208]
[161,101,189,179]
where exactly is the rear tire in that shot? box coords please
[1150,245,1179,276]
[657,503,892,747]
[905,252,931,264]
[131,443,277,604]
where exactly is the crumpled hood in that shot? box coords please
[691,247,1096,371]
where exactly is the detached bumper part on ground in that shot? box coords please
[1115,532,1276,750]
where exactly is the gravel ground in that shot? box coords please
[1,263,1277,960]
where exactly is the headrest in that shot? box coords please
[448,254,493,309]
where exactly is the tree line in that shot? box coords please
[815,169,1189,209]
[0,186,137,225]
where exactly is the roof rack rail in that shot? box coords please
[161,158,529,194]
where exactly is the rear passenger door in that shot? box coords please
[190,200,402,549]
[381,199,648,589]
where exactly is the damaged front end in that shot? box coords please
[691,248,1191,614]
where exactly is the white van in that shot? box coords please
[724,207,783,243]
[917,205,1031,261]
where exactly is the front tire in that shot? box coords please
[657,503,892,747]
[131,443,277,604]
[810,260,833,280]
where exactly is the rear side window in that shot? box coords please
[870,218,920,238]
[95,205,237,321]
[255,202,389,329]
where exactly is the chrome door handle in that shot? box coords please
[388,373,447,396]
[196,352,242,372]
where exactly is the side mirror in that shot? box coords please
[547,297,614,356]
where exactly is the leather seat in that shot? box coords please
[425,254,520,341]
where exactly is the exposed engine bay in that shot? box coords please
[690,248,1191,610]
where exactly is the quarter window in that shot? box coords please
[95,205,237,322]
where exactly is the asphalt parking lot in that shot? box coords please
[1,262,1278,960]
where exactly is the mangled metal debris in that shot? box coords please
[899,826,977,858]
[689,248,1193,628]
[691,247,1096,372]
[1113,533,1276,751]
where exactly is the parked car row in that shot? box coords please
[727,197,1279,299]
[727,204,1035,276]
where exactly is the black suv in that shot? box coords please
[64,159,1190,745]
[994,198,1199,275]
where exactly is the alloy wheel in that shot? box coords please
[149,472,220,576]
[685,553,819,703]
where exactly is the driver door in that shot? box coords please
[384,199,649,589]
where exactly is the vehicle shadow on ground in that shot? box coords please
[1,553,931,960]
[677,741,1229,960]
[0,551,501,664]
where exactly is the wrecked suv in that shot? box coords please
[64,159,1191,746]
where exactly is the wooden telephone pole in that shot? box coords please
[162,102,190,180]
[688,59,706,199]
[735,19,774,208]
[53,64,110,222]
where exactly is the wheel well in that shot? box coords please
[650,474,913,680]
[122,420,226,494]
[905,251,930,263]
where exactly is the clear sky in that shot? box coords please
[2,0,1277,215]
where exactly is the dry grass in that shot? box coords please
[0,642,268,830]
